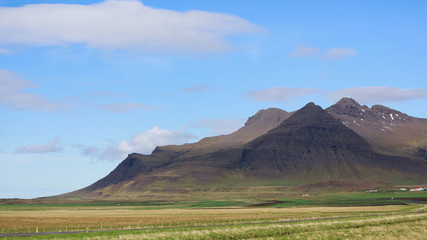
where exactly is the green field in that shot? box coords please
[0,191,426,239]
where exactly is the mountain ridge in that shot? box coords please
[156,107,292,153]
[59,98,427,201]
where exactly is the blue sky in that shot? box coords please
[1,0,427,198]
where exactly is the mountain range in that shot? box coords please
[60,98,427,200]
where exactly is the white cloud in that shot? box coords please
[0,48,12,55]
[14,136,63,154]
[180,84,211,93]
[287,46,320,58]
[0,0,261,52]
[0,69,65,111]
[77,144,101,156]
[329,87,427,104]
[192,118,244,135]
[98,126,196,161]
[324,47,358,60]
[0,69,153,113]
[99,102,150,113]
[246,86,427,105]
[246,87,319,102]
[91,92,129,98]
[287,46,357,60]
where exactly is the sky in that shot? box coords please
[1,0,427,199]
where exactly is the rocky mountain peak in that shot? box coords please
[277,102,327,128]
[326,97,367,117]
[336,97,360,106]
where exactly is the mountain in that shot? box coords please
[327,97,427,159]
[238,102,425,182]
[63,107,293,200]
[60,99,427,200]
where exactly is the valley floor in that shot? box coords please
[1,191,426,239]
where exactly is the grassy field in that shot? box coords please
[1,211,426,239]
[0,191,426,239]
[34,212,426,240]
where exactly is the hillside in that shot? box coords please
[59,99,427,201]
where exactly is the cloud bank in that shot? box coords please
[246,87,319,102]
[0,69,154,113]
[287,46,358,60]
[15,137,62,154]
[247,86,427,105]
[98,102,150,113]
[287,46,320,58]
[0,0,261,52]
[180,84,211,93]
[324,47,358,60]
[0,48,12,55]
[0,69,65,111]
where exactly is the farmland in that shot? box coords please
[0,191,426,239]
